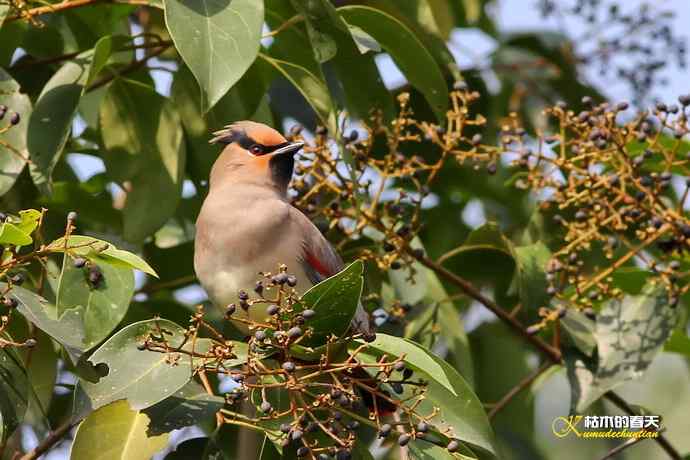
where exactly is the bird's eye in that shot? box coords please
[250,144,263,155]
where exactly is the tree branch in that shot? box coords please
[18,420,76,460]
[86,43,171,92]
[599,437,644,460]
[5,0,154,23]
[488,362,553,420]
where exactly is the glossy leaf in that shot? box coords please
[28,53,92,192]
[511,241,551,312]
[47,235,157,277]
[566,283,677,411]
[70,400,169,460]
[54,253,134,343]
[81,319,195,410]
[294,260,364,347]
[338,6,448,122]
[143,382,225,436]
[290,0,343,63]
[0,346,28,442]
[164,0,264,111]
[351,334,497,457]
[100,78,186,242]
[258,53,334,129]
[0,68,32,196]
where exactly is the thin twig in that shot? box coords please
[6,0,153,23]
[599,437,644,460]
[604,392,681,460]
[18,420,76,460]
[488,362,552,420]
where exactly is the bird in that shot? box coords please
[194,120,375,342]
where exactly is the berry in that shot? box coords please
[447,440,460,453]
[679,94,690,106]
[391,382,404,394]
[3,296,17,309]
[9,112,20,125]
[73,257,87,268]
[348,131,359,142]
[225,304,237,317]
[316,126,328,135]
[393,361,406,372]
[336,450,351,460]
[378,424,392,438]
[280,423,291,433]
[254,330,267,341]
[137,343,147,351]
[616,101,629,111]
[67,211,77,222]
[286,275,298,287]
[398,434,411,446]
[402,368,413,380]
[24,338,37,348]
[254,281,264,295]
[272,273,288,285]
[282,361,296,372]
[417,422,429,433]
[296,447,309,457]
[487,163,497,175]
[471,133,482,145]
[238,290,249,301]
[291,429,303,441]
[260,401,272,413]
[88,266,103,287]
[10,273,24,285]
[287,327,302,339]
[266,304,279,315]
[302,309,315,319]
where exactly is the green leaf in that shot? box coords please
[338,5,449,122]
[28,52,93,192]
[351,334,497,457]
[53,253,134,343]
[296,260,363,347]
[70,400,169,460]
[163,0,264,111]
[81,319,195,410]
[511,241,551,311]
[0,222,32,247]
[566,283,677,412]
[48,235,158,277]
[258,53,334,129]
[664,329,690,357]
[99,78,186,242]
[290,0,343,63]
[344,23,381,53]
[89,35,131,85]
[143,382,225,436]
[9,283,87,350]
[0,68,32,197]
[559,310,596,356]
[0,346,29,442]
[395,238,474,384]
[409,439,478,460]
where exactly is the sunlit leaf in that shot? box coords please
[70,400,169,460]
[164,0,264,111]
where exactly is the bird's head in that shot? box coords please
[208,121,304,195]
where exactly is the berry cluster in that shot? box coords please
[140,267,464,459]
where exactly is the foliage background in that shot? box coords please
[0,0,689,459]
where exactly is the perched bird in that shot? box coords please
[194,121,375,341]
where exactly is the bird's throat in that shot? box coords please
[269,154,295,192]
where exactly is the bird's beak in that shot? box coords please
[272,141,304,156]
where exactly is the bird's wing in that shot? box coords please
[291,208,375,340]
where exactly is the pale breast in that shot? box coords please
[194,188,312,334]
